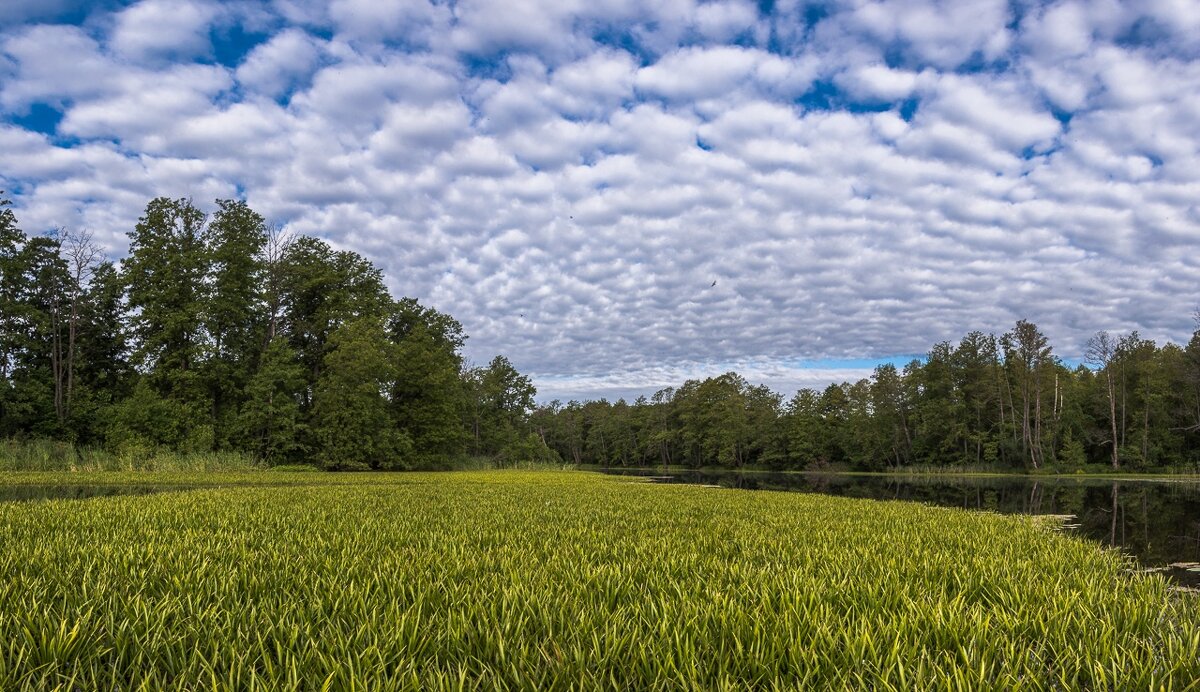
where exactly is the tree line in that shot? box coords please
[533,320,1200,472]
[0,194,552,469]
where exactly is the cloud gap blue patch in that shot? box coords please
[1047,104,1073,126]
[591,28,656,66]
[1115,16,1173,51]
[796,79,839,110]
[7,103,63,136]
[802,4,828,29]
[461,53,514,81]
[8,0,133,25]
[210,23,270,67]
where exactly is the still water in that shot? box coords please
[601,469,1200,587]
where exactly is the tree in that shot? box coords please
[203,199,268,447]
[1086,330,1120,469]
[870,363,912,468]
[279,236,391,390]
[387,298,468,466]
[238,337,306,464]
[7,235,69,435]
[468,355,538,461]
[122,197,213,445]
[72,262,131,443]
[51,227,103,423]
[785,389,825,468]
[310,319,410,470]
[0,193,25,415]
[1001,320,1054,469]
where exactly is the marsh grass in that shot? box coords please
[0,471,1197,689]
[0,438,261,472]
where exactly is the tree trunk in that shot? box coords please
[1106,369,1119,469]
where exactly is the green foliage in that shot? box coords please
[278,235,391,383]
[467,355,538,457]
[495,432,563,468]
[236,337,306,464]
[387,299,469,467]
[0,471,1196,687]
[203,199,268,447]
[311,319,412,470]
[124,198,209,385]
[0,438,258,471]
[1056,430,1087,470]
[541,319,1200,473]
[1,196,541,468]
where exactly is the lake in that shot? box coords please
[600,469,1200,588]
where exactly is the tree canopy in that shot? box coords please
[536,321,1200,473]
[0,194,547,468]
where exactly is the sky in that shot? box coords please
[2,0,1199,402]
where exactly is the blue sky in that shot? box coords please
[2,0,1199,402]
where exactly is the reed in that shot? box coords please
[0,438,261,472]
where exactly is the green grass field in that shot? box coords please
[0,471,1197,689]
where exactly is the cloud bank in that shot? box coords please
[2,0,1199,401]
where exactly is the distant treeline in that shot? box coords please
[533,321,1200,472]
[0,194,552,470]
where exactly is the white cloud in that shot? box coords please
[110,0,218,62]
[636,46,815,101]
[235,29,324,98]
[0,26,117,108]
[328,0,450,43]
[837,64,923,101]
[693,0,760,42]
[3,0,1200,401]
[840,0,1013,68]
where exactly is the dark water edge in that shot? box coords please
[0,485,189,503]
[600,468,1200,588]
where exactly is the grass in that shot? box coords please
[0,471,1197,689]
[0,438,262,472]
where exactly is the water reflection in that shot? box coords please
[603,469,1200,588]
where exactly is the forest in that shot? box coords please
[532,321,1200,472]
[5,192,1200,474]
[0,194,551,469]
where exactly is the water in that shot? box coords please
[601,469,1200,588]
[0,485,185,503]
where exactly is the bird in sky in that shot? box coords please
[710,280,717,288]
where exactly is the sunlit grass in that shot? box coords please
[0,471,1196,689]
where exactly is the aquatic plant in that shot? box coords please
[0,471,1195,689]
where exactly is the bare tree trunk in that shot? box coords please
[59,228,101,420]
[1142,403,1150,464]
[1033,367,1044,468]
[1119,365,1127,448]
[262,224,294,346]
[1087,332,1121,470]
[1108,370,1119,468]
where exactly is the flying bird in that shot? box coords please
[710,280,717,287]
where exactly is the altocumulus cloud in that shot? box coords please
[2,0,1199,402]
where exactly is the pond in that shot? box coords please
[600,469,1200,588]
